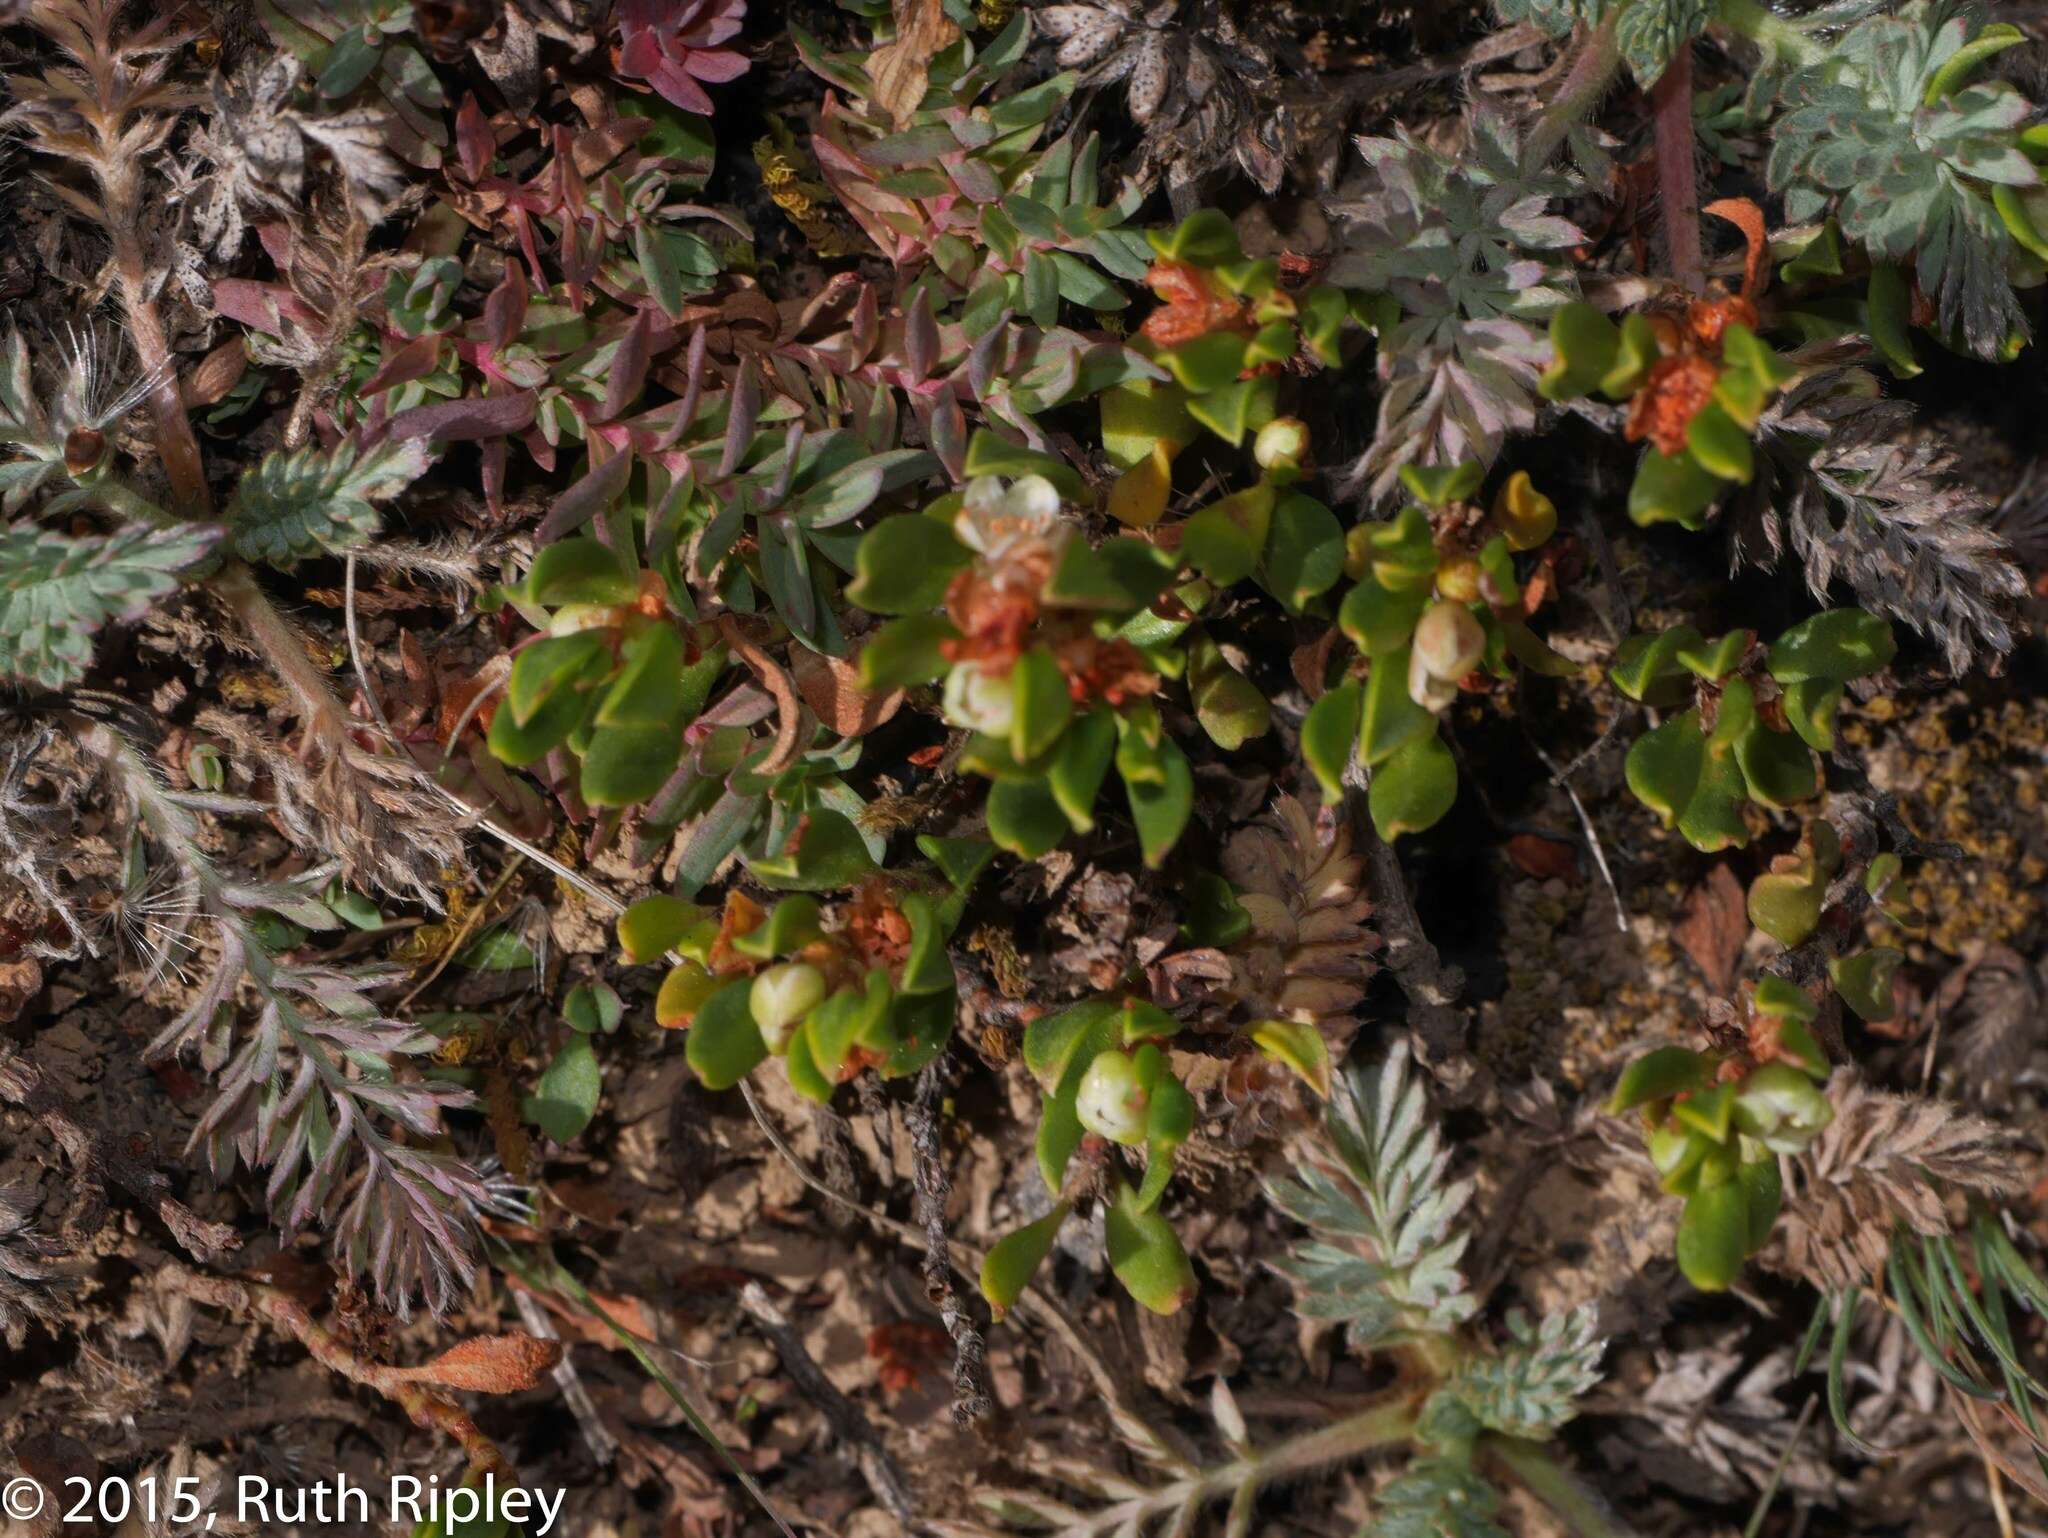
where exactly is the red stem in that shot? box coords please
[1650,47,1704,294]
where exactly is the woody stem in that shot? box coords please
[1527,15,1622,169]
[1651,47,1705,294]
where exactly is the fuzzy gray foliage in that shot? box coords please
[1733,370,2025,673]
[1327,104,1585,502]
[1265,1042,1479,1346]
[0,1185,69,1348]
[93,724,510,1318]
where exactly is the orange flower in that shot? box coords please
[942,568,1040,675]
[706,890,767,975]
[843,878,913,971]
[1684,294,1759,350]
[1138,260,1252,347]
[1625,352,1722,457]
[1052,633,1161,708]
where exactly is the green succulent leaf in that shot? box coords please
[1368,729,1457,840]
[979,1202,1071,1318]
[1608,1047,1709,1114]
[1677,1178,1750,1292]
[524,1035,601,1143]
[1105,1178,1197,1315]
[1767,609,1897,684]
[685,979,769,1090]
[1260,493,1345,612]
[1301,681,1363,801]
[1831,946,1904,1022]
[846,513,971,614]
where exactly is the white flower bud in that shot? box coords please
[942,661,1017,736]
[750,962,827,1055]
[1075,1050,1149,1145]
[1412,600,1486,683]
[1253,417,1309,471]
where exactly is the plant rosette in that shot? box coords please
[1616,609,1894,852]
[851,455,1201,867]
[1300,461,1574,842]
[980,995,1199,1317]
[1609,976,1834,1291]
[617,835,991,1100]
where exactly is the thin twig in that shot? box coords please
[738,1281,917,1524]
[908,1059,992,1424]
[161,1263,547,1479]
[511,1285,618,1467]
[397,854,528,1010]
[1528,733,1629,935]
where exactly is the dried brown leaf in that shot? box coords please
[1673,863,1745,995]
[394,1331,563,1393]
[866,0,961,129]
[1506,832,1577,882]
[1768,1072,2028,1291]
[791,647,903,738]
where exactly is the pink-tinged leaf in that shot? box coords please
[904,286,938,386]
[618,31,663,75]
[850,282,881,363]
[600,307,655,424]
[256,222,295,267]
[947,154,1003,204]
[212,278,317,333]
[382,390,539,443]
[650,60,715,115]
[456,93,494,182]
[479,259,529,349]
[682,47,750,84]
[919,391,968,480]
[718,360,760,477]
[359,333,444,399]
[536,447,635,544]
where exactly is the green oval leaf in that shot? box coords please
[1368,729,1456,840]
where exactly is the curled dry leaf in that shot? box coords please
[791,646,904,738]
[0,956,41,1024]
[1506,832,1578,883]
[1673,862,1746,995]
[394,1331,565,1393]
[865,0,961,130]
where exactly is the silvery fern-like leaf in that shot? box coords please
[92,725,504,1317]
[1266,1044,1477,1348]
[1490,0,1616,35]
[0,525,221,689]
[1614,0,1713,85]
[1733,369,2024,671]
[1764,1,2040,356]
[1362,1457,1509,1538]
[1327,107,1585,501]
[1453,1306,1606,1440]
[227,437,433,568]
